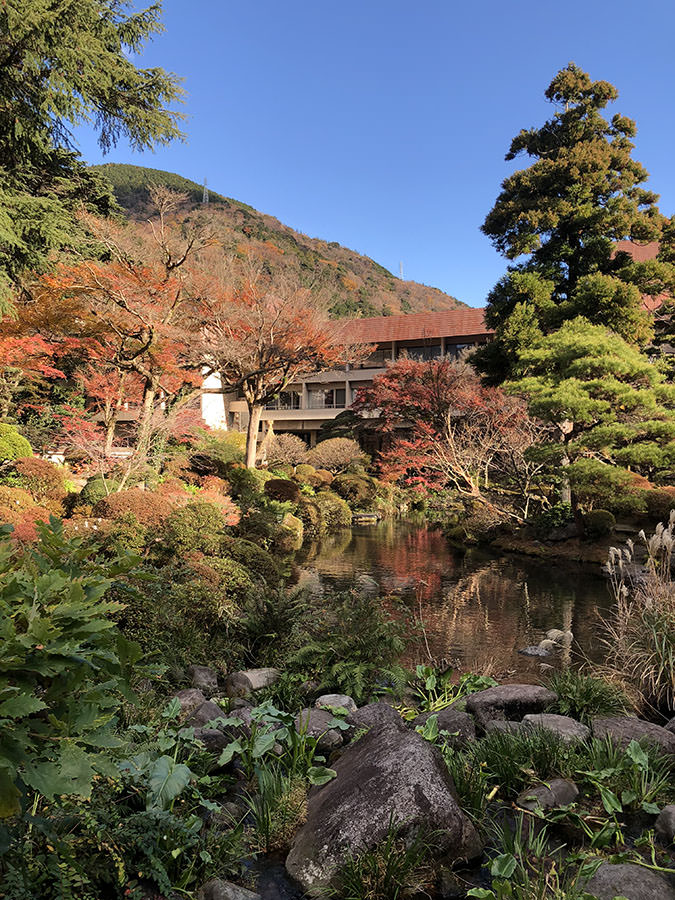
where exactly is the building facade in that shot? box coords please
[200,308,492,445]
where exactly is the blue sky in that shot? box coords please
[75,1,675,308]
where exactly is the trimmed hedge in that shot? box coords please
[315,490,352,530]
[332,473,377,507]
[0,424,31,461]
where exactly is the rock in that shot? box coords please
[174,687,206,718]
[516,778,579,811]
[665,716,675,735]
[655,805,675,843]
[484,719,523,736]
[518,645,554,658]
[285,722,480,896]
[187,699,227,728]
[548,523,578,541]
[224,668,281,698]
[194,727,231,752]
[522,713,590,743]
[355,574,379,596]
[188,664,219,694]
[546,628,566,642]
[412,707,476,748]
[295,708,343,752]
[591,717,675,753]
[346,702,401,730]
[465,684,558,730]
[314,693,357,713]
[584,862,675,900]
[197,879,261,900]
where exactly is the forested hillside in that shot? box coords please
[94,163,465,318]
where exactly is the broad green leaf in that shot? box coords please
[217,740,243,766]
[0,694,47,719]
[307,766,337,785]
[162,697,181,720]
[598,784,623,815]
[491,852,517,879]
[146,755,191,810]
[642,801,660,815]
[0,769,20,818]
[625,740,648,771]
[251,731,277,758]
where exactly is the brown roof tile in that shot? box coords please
[614,240,660,262]
[337,308,490,344]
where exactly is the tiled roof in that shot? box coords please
[337,308,490,344]
[614,240,660,263]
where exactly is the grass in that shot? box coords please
[244,765,307,853]
[546,669,629,724]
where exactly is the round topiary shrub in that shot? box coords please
[583,509,616,539]
[270,463,295,478]
[315,490,352,530]
[77,475,120,508]
[305,438,366,473]
[162,500,229,556]
[93,488,173,529]
[314,469,334,486]
[102,511,149,556]
[645,487,675,522]
[267,433,308,467]
[332,473,377,508]
[10,457,65,502]
[275,513,304,551]
[227,465,274,502]
[295,496,326,539]
[221,537,283,586]
[294,463,317,482]
[264,478,301,503]
[180,555,258,619]
[0,424,31,462]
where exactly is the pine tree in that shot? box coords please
[0,0,184,308]
[476,63,675,382]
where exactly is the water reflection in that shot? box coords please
[295,521,612,676]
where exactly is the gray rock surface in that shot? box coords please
[665,716,675,735]
[516,778,579,811]
[224,668,280,698]
[285,721,480,895]
[518,645,554,658]
[188,664,219,694]
[522,713,590,743]
[465,684,558,730]
[187,700,227,728]
[295,707,344,752]
[346,702,401,730]
[194,727,231,752]
[314,693,357,713]
[174,687,206,718]
[592,716,675,753]
[584,862,675,899]
[355,573,379,596]
[656,805,675,843]
[197,879,261,900]
[413,707,477,748]
[484,719,523,736]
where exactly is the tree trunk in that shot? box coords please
[136,383,156,457]
[245,403,263,468]
[104,413,117,454]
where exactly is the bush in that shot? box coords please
[93,487,173,529]
[267,433,308,467]
[102,511,149,556]
[529,501,573,534]
[583,508,616,538]
[294,463,317,482]
[10,456,66,502]
[161,500,229,556]
[0,423,31,461]
[315,490,352,530]
[227,465,274,505]
[314,468,333,485]
[180,555,258,619]
[264,477,301,503]
[332,473,378,508]
[305,438,366,473]
[547,669,628,724]
[295,496,325,539]
[222,537,283,586]
[276,513,304,552]
[645,486,675,521]
[568,458,647,515]
[192,430,246,471]
[77,474,120,507]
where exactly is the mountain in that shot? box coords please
[93,163,466,318]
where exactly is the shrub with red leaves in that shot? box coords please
[92,488,173,529]
[12,457,66,501]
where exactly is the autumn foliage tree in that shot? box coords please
[354,357,546,518]
[202,260,371,467]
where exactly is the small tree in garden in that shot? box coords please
[355,357,546,518]
[507,317,675,513]
[202,261,371,468]
[305,438,366,473]
[267,433,308,467]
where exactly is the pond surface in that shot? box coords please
[295,520,614,677]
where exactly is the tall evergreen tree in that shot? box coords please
[0,0,184,309]
[476,63,675,382]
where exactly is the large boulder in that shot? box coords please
[591,717,675,754]
[197,879,261,900]
[285,721,480,896]
[465,684,557,730]
[224,668,280,698]
[188,664,219,695]
[584,862,675,899]
[173,688,206,719]
[314,693,357,713]
[655,805,675,844]
[346,701,401,730]
[522,713,590,744]
[188,700,227,728]
[412,707,476,748]
[295,708,344,752]
[516,778,579,811]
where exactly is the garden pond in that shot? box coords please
[295,520,615,677]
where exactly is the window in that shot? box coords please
[401,344,441,361]
[265,390,301,410]
[308,388,346,409]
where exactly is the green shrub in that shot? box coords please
[294,463,316,481]
[0,423,31,461]
[264,477,300,503]
[222,537,283,586]
[103,511,149,556]
[161,500,228,556]
[179,555,257,618]
[583,508,616,538]
[194,430,246,469]
[227,465,274,505]
[275,513,304,552]
[270,463,295,478]
[529,501,573,535]
[332,473,377,508]
[77,474,120,507]
[547,669,628,724]
[295,496,326,539]
[568,458,647,515]
[645,487,675,521]
[315,490,352,530]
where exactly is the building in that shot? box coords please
[201,307,492,445]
